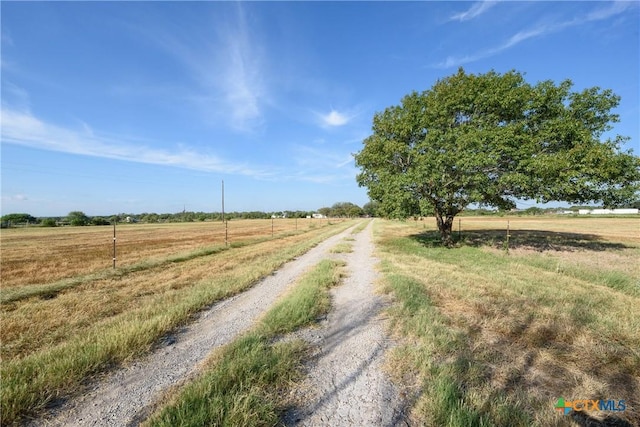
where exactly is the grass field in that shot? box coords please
[0,218,350,425]
[375,216,639,426]
[0,218,329,289]
[2,215,638,426]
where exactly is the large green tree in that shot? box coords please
[355,69,640,246]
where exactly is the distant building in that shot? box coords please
[578,208,639,215]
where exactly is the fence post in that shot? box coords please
[505,220,510,254]
[113,221,117,269]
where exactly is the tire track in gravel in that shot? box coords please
[284,220,406,426]
[30,224,360,427]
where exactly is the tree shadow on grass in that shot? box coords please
[410,229,631,252]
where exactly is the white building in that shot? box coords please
[578,208,639,215]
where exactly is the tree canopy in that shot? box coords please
[354,68,640,246]
[67,211,90,226]
[317,202,364,218]
[1,213,37,224]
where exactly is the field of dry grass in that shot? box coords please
[458,215,640,245]
[0,218,326,288]
[376,216,639,426]
[0,218,350,424]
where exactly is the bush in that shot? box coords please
[91,217,110,226]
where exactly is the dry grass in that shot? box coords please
[0,221,348,361]
[0,218,330,288]
[376,217,639,426]
[0,219,353,424]
[457,215,640,245]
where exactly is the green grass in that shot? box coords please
[329,241,353,253]
[147,334,304,427]
[0,224,353,426]
[351,219,370,234]
[145,259,345,426]
[383,272,531,427]
[259,259,345,336]
[376,220,639,426]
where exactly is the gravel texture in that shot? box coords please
[30,225,360,427]
[284,220,406,426]
[31,220,405,426]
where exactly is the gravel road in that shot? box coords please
[284,220,405,426]
[31,220,405,426]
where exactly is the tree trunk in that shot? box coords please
[435,212,455,247]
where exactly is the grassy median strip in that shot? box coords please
[145,259,346,427]
[375,220,639,426]
[329,241,353,254]
[1,223,353,425]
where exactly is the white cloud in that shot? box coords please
[450,1,498,22]
[437,1,635,68]
[0,107,272,178]
[321,110,350,127]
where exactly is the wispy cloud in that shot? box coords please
[436,26,549,68]
[586,0,635,21]
[437,1,635,68]
[134,4,268,133]
[450,1,498,22]
[2,194,28,202]
[0,107,272,177]
[213,4,266,131]
[286,143,356,183]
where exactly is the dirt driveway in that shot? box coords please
[285,220,405,426]
[32,220,405,426]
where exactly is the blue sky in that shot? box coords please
[1,1,638,216]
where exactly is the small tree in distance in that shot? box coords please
[355,68,640,246]
[67,211,90,226]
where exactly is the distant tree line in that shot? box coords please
[1,203,373,228]
[6,199,636,228]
